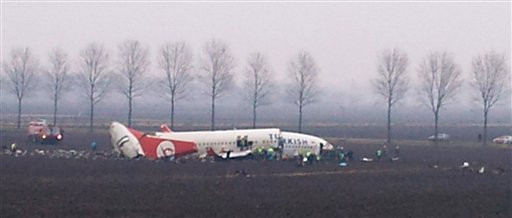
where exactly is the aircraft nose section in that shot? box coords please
[323,143,334,151]
[109,122,143,158]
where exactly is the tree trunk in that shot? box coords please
[211,95,215,131]
[170,95,175,129]
[89,99,94,132]
[298,104,303,133]
[53,96,58,125]
[434,111,439,146]
[387,99,392,144]
[128,97,132,127]
[433,110,440,163]
[252,102,257,129]
[483,110,488,146]
[17,98,22,129]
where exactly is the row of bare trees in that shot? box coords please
[2,39,319,133]
[374,49,509,146]
[2,42,508,145]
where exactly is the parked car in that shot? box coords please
[27,119,64,144]
[492,135,512,144]
[428,133,450,142]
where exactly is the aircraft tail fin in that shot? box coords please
[160,124,172,133]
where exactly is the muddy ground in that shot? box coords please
[1,128,511,217]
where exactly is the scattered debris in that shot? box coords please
[459,162,469,169]
[492,167,506,175]
[478,167,485,174]
[428,164,439,169]
[361,157,373,162]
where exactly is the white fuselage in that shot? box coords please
[280,131,330,157]
[109,121,334,159]
[155,128,281,157]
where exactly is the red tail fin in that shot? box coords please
[128,127,197,160]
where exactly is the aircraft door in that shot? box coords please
[236,135,252,151]
[278,137,285,151]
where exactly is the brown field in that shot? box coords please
[1,127,511,217]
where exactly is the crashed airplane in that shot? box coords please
[109,122,334,160]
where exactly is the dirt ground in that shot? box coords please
[1,128,511,217]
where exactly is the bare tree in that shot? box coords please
[116,40,149,127]
[199,39,235,130]
[46,48,70,126]
[373,48,409,144]
[418,52,462,142]
[243,52,273,128]
[77,43,111,132]
[158,41,193,129]
[472,51,510,146]
[287,51,319,133]
[3,47,39,128]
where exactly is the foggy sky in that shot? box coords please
[1,2,511,125]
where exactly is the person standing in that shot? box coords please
[267,147,275,160]
[376,149,383,161]
[338,150,347,167]
[90,142,97,152]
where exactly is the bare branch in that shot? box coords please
[472,51,510,145]
[287,51,319,132]
[2,47,39,128]
[116,40,149,99]
[243,52,274,127]
[3,47,39,100]
[472,51,509,113]
[115,40,149,126]
[372,48,409,143]
[76,43,111,131]
[158,41,193,102]
[199,39,235,99]
[419,52,462,114]
[418,52,462,142]
[158,41,193,128]
[373,48,409,106]
[199,39,236,129]
[287,51,319,107]
[46,48,70,125]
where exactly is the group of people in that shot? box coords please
[250,143,401,168]
[254,146,278,160]
[335,144,401,167]
[295,151,321,166]
[375,145,401,162]
[337,147,354,167]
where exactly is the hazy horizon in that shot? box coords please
[1,1,511,126]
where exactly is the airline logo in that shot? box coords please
[156,141,175,158]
